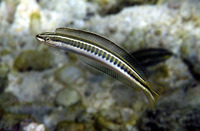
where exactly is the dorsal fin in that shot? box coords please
[55,27,148,80]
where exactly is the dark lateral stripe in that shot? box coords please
[87,45,91,51]
[84,44,88,50]
[77,42,80,47]
[68,40,72,45]
[102,52,107,58]
[106,54,110,60]
[95,48,99,55]
[75,41,78,46]
[110,56,114,62]
[117,61,121,67]
[72,41,75,46]
[98,50,103,56]
[127,68,130,74]
[80,42,83,49]
[120,64,125,70]
[91,46,95,53]
[114,59,118,65]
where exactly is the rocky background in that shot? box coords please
[0,0,200,130]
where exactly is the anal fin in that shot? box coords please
[78,55,141,91]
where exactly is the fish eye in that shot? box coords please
[45,37,50,42]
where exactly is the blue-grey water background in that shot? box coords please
[0,0,200,130]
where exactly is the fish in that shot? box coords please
[131,48,173,68]
[36,27,164,109]
[182,57,200,81]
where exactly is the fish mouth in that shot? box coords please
[35,34,45,43]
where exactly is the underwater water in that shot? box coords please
[0,0,200,130]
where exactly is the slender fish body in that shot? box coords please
[131,48,173,68]
[36,28,164,109]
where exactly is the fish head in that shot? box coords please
[36,32,62,48]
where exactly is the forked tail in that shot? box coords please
[143,85,165,110]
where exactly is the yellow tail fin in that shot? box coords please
[143,85,165,110]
